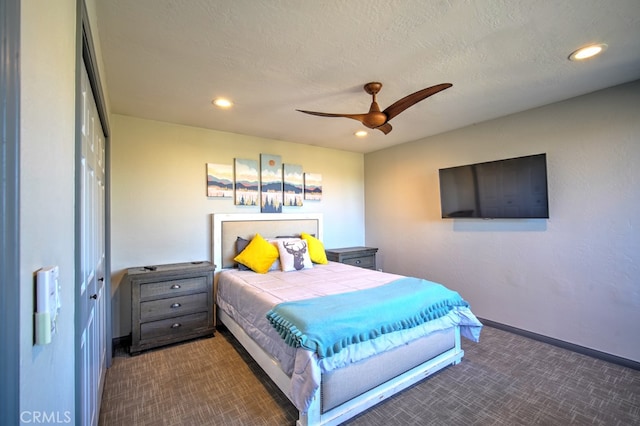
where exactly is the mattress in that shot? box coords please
[216,262,482,411]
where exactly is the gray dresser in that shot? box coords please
[325,246,378,270]
[127,261,215,354]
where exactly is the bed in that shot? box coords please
[212,213,482,426]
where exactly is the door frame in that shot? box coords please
[0,0,21,424]
[75,0,112,422]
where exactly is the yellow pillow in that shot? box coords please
[301,233,328,264]
[233,233,279,273]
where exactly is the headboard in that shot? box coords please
[211,213,323,270]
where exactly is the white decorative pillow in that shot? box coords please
[277,239,313,271]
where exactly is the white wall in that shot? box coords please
[365,81,640,362]
[110,114,365,337]
[19,0,77,420]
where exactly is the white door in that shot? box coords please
[79,60,107,426]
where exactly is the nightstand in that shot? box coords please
[325,246,378,270]
[127,261,216,354]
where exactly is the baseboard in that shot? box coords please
[478,318,640,371]
[112,334,131,356]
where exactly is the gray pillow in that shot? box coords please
[236,237,250,270]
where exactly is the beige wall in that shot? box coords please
[365,81,640,362]
[110,114,365,337]
[20,0,77,419]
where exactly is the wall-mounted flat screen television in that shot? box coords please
[438,153,549,219]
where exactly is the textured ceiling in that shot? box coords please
[95,0,640,153]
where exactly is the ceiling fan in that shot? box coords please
[296,82,452,134]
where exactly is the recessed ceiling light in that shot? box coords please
[212,98,233,108]
[569,43,607,61]
[354,130,368,137]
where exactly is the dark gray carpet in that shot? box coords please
[99,326,640,425]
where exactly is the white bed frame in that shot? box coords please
[212,213,465,426]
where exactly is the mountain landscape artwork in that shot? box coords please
[234,158,259,206]
[208,156,319,209]
[304,173,322,200]
[260,154,283,213]
[207,163,233,197]
[283,164,303,207]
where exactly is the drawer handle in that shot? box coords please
[170,284,181,289]
[171,323,181,328]
[355,259,361,264]
[170,303,181,308]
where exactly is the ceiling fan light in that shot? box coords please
[212,98,233,108]
[354,130,368,137]
[569,43,607,61]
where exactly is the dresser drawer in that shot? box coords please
[140,312,209,341]
[140,276,208,300]
[140,292,209,322]
[342,255,375,269]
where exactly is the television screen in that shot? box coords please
[438,153,549,219]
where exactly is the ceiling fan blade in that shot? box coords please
[383,83,452,122]
[296,109,368,124]
[376,123,392,134]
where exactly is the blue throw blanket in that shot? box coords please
[266,277,469,359]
